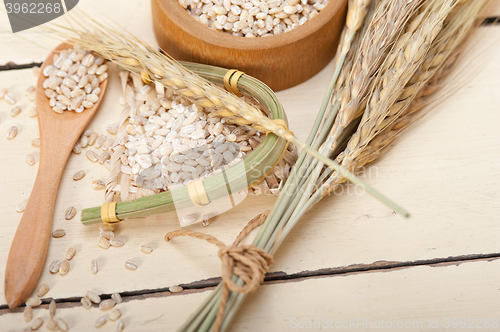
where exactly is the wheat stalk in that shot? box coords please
[317,0,486,197]
[325,0,423,153]
[277,0,484,243]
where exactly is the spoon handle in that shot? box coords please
[4,145,71,308]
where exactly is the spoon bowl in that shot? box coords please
[4,42,107,308]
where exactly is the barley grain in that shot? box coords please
[59,260,70,275]
[115,319,125,332]
[65,245,76,260]
[88,132,98,146]
[49,260,61,273]
[125,260,138,270]
[99,299,116,310]
[92,180,106,190]
[109,308,122,321]
[45,317,59,331]
[4,92,16,104]
[86,290,101,304]
[107,124,119,135]
[26,297,42,307]
[32,138,41,147]
[24,305,33,322]
[73,170,85,181]
[80,135,88,148]
[37,283,50,297]
[16,199,28,213]
[57,318,69,332]
[29,106,38,117]
[99,151,111,163]
[98,237,111,249]
[73,142,82,154]
[99,224,114,232]
[169,285,183,293]
[110,237,124,247]
[101,139,113,151]
[95,315,107,328]
[65,206,77,220]
[10,106,22,117]
[90,258,99,275]
[24,154,36,166]
[49,300,56,318]
[52,229,66,238]
[111,293,122,304]
[31,317,43,330]
[86,150,99,162]
[7,126,18,139]
[81,296,92,308]
[100,230,114,240]
[182,215,196,224]
[202,214,211,227]
[140,244,153,254]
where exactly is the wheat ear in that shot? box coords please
[320,0,485,195]
[325,0,422,154]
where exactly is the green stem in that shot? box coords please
[293,138,409,217]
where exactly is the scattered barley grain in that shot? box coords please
[99,299,116,311]
[59,260,70,275]
[52,229,66,238]
[16,199,28,213]
[65,245,76,260]
[125,260,137,270]
[31,317,43,330]
[37,283,50,297]
[26,297,42,307]
[73,170,85,180]
[169,285,183,293]
[49,260,62,273]
[23,305,33,322]
[65,206,77,220]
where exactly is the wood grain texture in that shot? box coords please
[151,0,348,91]
[1,258,499,331]
[4,43,108,308]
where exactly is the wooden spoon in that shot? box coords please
[4,42,107,308]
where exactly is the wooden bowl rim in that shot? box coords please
[155,0,347,49]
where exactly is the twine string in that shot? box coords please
[164,211,272,332]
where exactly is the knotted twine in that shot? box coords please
[164,211,272,332]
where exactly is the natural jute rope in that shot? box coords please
[164,210,272,332]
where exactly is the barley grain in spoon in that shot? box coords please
[4,42,108,308]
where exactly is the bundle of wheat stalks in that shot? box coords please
[171,0,489,331]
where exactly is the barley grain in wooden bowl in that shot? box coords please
[151,0,348,90]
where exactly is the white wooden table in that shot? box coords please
[0,1,499,331]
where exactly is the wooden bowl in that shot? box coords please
[151,0,347,91]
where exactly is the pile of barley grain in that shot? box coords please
[106,71,267,201]
[42,47,108,114]
[180,0,329,37]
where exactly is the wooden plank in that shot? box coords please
[0,13,499,310]
[1,258,499,331]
